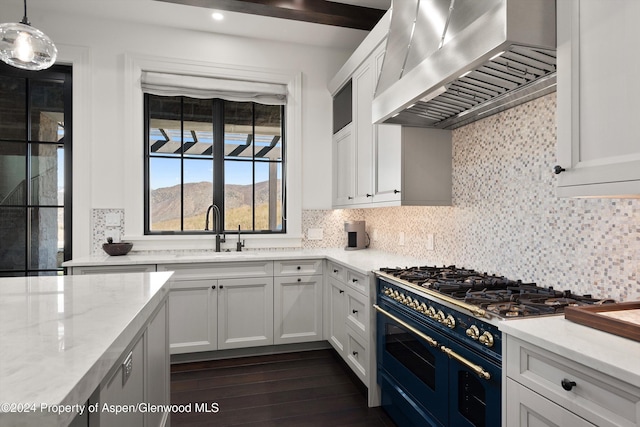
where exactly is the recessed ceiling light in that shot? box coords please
[211,12,224,21]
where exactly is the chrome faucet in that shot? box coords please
[205,204,226,252]
[236,224,245,252]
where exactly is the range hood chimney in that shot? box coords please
[373,0,556,129]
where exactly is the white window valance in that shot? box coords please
[140,71,287,105]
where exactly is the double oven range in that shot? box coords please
[374,266,613,427]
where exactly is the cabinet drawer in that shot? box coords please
[345,327,368,384]
[506,378,595,427]
[346,289,367,340]
[506,336,640,427]
[327,261,347,282]
[346,270,369,296]
[158,261,273,280]
[274,259,323,276]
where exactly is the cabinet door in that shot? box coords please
[353,59,374,205]
[273,275,323,345]
[168,279,217,354]
[100,334,145,427]
[327,277,347,354]
[332,125,355,207]
[217,277,274,349]
[556,0,640,197]
[374,124,402,202]
[146,300,169,427]
[506,378,595,427]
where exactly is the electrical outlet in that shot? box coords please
[426,233,434,251]
[398,232,405,246]
[307,228,324,240]
[105,212,121,226]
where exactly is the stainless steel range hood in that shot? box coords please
[372,0,556,129]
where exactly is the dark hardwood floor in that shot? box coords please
[170,349,396,426]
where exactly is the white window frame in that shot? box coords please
[123,53,303,251]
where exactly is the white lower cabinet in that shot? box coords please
[217,277,274,349]
[98,299,169,427]
[327,276,347,352]
[168,279,217,354]
[325,261,370,386]
[505,335,640,427]
[274,275,323,345]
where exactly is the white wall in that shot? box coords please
[2,3,354,256]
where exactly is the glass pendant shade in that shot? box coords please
[0,22,57,71]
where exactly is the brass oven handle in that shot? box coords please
[375,271,487,318]
[374,305,439,347]
[440,346,491,380]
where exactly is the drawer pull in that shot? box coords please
[339,290,344,294]
[561,379,577,391]
[352,351,358,357]
[352,309,358,314]
[333,269,338,273]
[352,278,359,283]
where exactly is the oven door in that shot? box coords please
[376,301,450,426]
[446,339,502,427]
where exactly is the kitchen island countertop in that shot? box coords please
[0,271,173,427]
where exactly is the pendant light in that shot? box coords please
[0,0,57,71]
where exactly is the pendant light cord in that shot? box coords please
[21,0,31,26]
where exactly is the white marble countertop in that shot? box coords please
[499,315,640,386]
[62,248,430,276]
[0,271,173,427]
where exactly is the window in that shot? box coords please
[0,63,72,276]
[144,95,285,234]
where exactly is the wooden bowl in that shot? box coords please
[102,242,133,256]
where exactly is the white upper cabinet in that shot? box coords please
[556,0,640,197]
[329,11,452,208]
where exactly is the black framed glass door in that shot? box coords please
[0,63,72,276]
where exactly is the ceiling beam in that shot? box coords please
[154,0,386,30]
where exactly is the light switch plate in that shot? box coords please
[426,233,434,251]
[105,212,120,226]
[307,228,324,240]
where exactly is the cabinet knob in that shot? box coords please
[393,189,401,194]
[219,285,224,289]
[211,285,216,289]
[352,309,358,314]
[561,379,576,391]
[352,351,358,357]
[296,266,301,270]
[339,290,344,294]
[352,278,358,283]
[333,269,339,274]
[366,193,373,198]
[348,196,354,200]
[297,278,301,282]
[553,165,566,174]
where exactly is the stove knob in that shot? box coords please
[426,306,436,318]
[405,296,413,306]
[384,288,393,296]
[434,310,446,323]
[466,325,480,340]
[418,303,428,313]
[444,314,456,329]
[411,301,420,309]
[479,331,495,348]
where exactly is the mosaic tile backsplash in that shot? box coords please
[302,93,640,302]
